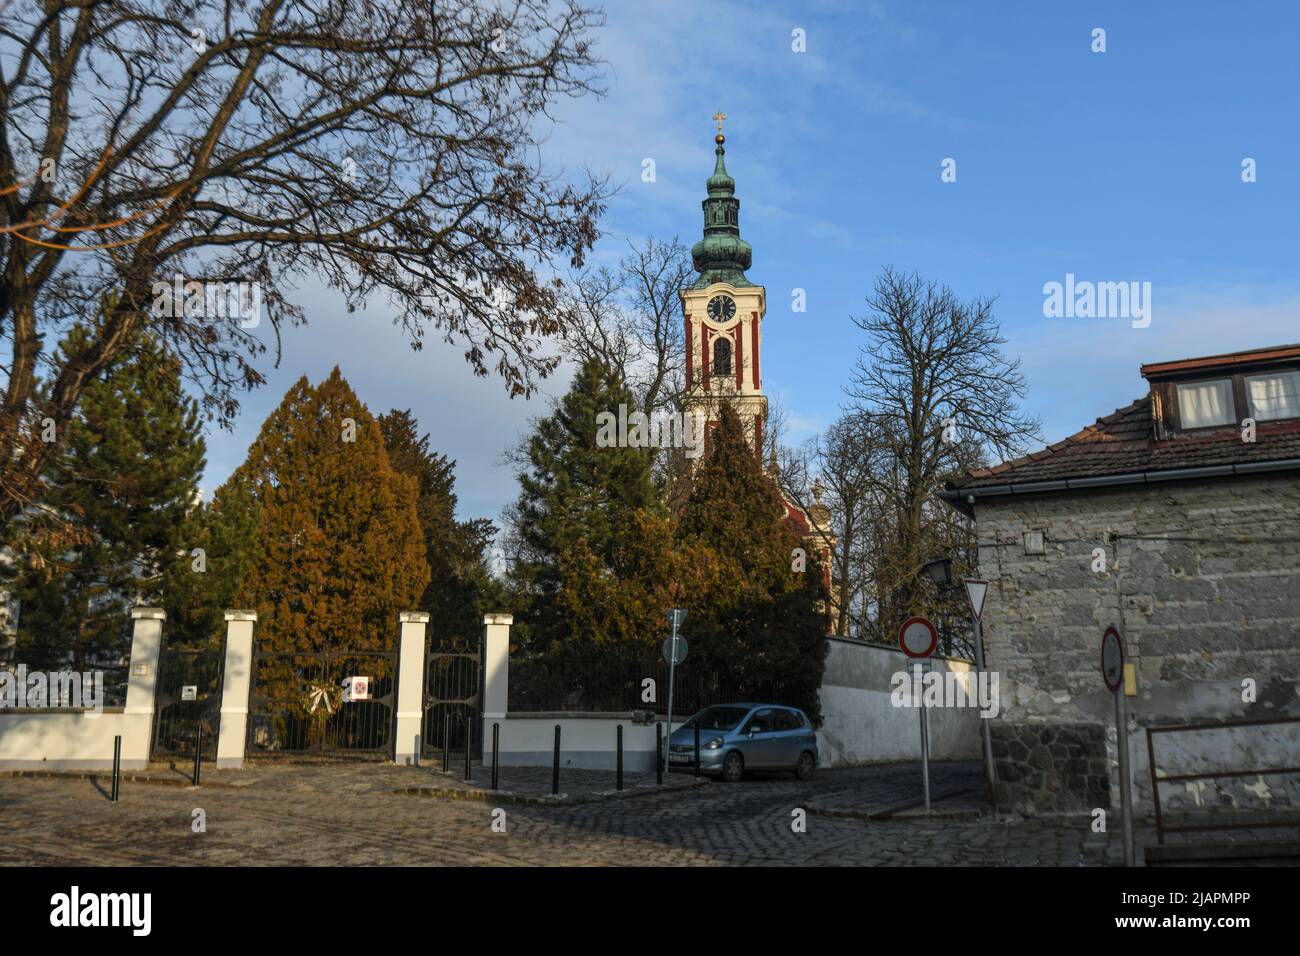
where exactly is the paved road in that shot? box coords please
[0,762,1102,866]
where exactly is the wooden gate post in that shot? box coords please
[394,612,430,765]
[216,611,257,769]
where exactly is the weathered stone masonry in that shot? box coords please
[973,474,1300,815]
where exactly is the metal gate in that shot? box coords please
[422,639,481,760]
[151,646,225,761]
[246,649,398,759]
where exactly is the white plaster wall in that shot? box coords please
[0,709,153,769]
[484,714,686,772]
[816,638,983,766]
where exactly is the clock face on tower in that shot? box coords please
[707,294,737,322]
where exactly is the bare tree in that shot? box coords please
[0,0,609,526]
[559,235,691,416]
[845,267,1040,634]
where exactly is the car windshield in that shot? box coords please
[685,706,751,731]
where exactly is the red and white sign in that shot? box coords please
[1100,627,1124,693]
[341,676,371,702]
[899,616,939,659]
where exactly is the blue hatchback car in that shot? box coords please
[667,703,818,782]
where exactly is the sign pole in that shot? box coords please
[962,580,998,815]
[1116,684,1135,866]
[899,617,939,814]
[663,610,686,769]
[919,662,931,812]
[971,615,997,814]
[1102,625,1135,867]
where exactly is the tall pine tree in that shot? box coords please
[161,475,262,649]
[378,409,500,645]
[508,356,660,652]
[676,405,830,722]
[9,330,205,669]
[234,369,430,656]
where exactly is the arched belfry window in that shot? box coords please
[713,336,733,376]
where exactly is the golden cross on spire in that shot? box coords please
[712,111,727,135]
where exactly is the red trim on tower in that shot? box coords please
[701,324,710,390]
[684,315,693,387]
[751,312,760,389]
[734,322,744,388]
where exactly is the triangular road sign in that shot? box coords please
[964,579,989,621]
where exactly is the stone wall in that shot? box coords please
[971,473,1300,816]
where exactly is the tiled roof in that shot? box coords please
[949,397,1300,490]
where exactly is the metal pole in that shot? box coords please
[665,619,679,770]
[616,724,624,791]
[917,663,930,812]
[694,723,701,776]
[492,723,500,791]
[1116,688,1135,866]
[655,723,663,785]
[442,712,450,772]
[551,724,561,796]
[111,735,121,803]
[463,714,472,781]
[972,617,998,814]
[192,725,202,786]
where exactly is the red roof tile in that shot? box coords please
[950,397,1300,490]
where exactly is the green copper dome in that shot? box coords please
[690,135,754,290]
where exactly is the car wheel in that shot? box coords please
[721,751,744,783]
[794,751,815,781]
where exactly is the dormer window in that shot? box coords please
[1175,379,1234,429]
[1246,370,1300,421]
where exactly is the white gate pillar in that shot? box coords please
[481,613,513,761]
[216,610,257,769]
[394,611,429,765]
[482,614,512,719]
[123,607,166,769]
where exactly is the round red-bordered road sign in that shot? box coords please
[899,616,939,659]
[1101,625,1124,692]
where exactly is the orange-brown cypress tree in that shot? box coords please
[235,368,430,660]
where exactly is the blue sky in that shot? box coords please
[200,0,1300,529]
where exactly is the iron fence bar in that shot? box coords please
[463,713,472,781]
[1156,766,1298,783]
[1159,819,1300,833]
[1148,715,1300,734]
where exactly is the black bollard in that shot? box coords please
[192,725,203,786]
[655,723,663,785]
[442,712,450,773]
[552,724,561,796]
[463,714,472,781]
[694,723,701,776]
[111,735,121,802]
[616,724,624,791]
[491,723,500,790]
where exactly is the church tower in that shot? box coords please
[680,116,767,459]
[680,118,838,627]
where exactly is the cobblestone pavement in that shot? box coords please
[0,761,1133,866]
